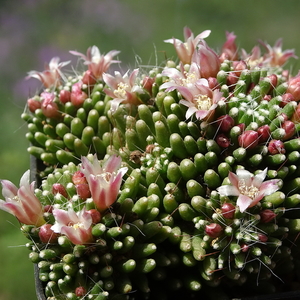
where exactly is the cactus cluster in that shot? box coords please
[2,28,300,299]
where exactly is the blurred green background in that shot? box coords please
[0,1,300,299]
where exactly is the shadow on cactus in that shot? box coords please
[2,27,300,299]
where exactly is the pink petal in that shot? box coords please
[252,168,267,188]
[259,179,280,196]
[217,185,240,197]
[237,194,253,213]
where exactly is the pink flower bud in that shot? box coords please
[238,130,259,149]
[205,223,223,238]
[233,60,247,77]
[291,103,300,123]
[258,233,268,243]
[27,97,41,112]
[217,115,235,133]
[72,171,87,185]
[263,94,272,101]
[280,93,294,107]
[194,42,220,79]
[70,82,88,106]
[241,243,249,252]
[39,224,59,244]
[207,77,219,90]
[227,71,239,86]
[44,205,53,213]
[142,76,155,95]
[216,134,231,148]
[260,209,277,223]
[220,31,238,61]
[282,120,295,140]
[86,209,101,224]
[287,73,300,101]
[257,125,270,143]
[267,74,278,93]
[59,89,71,104]
[41,92,60,118]
[75,287,87,297]
[221,203,236,219]
[76,183,91,200]
[82,70,97,86]
[268,139,285,154]
[52,183,68,198]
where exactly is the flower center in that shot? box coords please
[238,179,259,199]
[180,72,197,86]
[114,82,129,98]
[195,94,212,110]
[99,172,112,183]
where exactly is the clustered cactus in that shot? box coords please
[2,27,300,299]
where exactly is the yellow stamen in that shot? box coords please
[238,179,259,199]
[114,82,129,98]
[195,94,212,110]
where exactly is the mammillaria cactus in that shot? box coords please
[2,27,300,299]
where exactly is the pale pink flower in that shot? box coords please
[51,208,93,245]
[103,69,144,112]
[259,38,298,67]
[220,31,238,61]
[27,57,70,88]
[217,168,280,213]
[192,41,221,78]
[160,62,202,91]
[241,45,264,69]
[164,26,211,65]
[70,46,120,79]
[0,170,45,227]
[177,79,223,120]
[81,155,128,212]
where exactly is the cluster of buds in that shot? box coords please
[2,27,300,299]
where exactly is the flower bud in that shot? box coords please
[76,183,91,200]
[282,120,295,140]
[220,31,238,61]
[257,125,270,143]
[142,76,155,95]
[260,209,277,223]
[291,103,300,123]
[221,203,236,219]
[287,73,300,101]
[41,92,60,118]
[217,115,235,133]
[39,224,59,244]
[207,77,219,90]
[233,60,247,77]
[216,134,231,148]
[258,233,268,243]
[70,81,88,106]
[86,209,101,224]
[268,139,285,154]
[75,286,87,297]
[52,183,68,198]
[27,97,41,112]
[82,70,97,86]
[238,130,259,149]
[72,171,88,185]
[205,223,223,238]
[59,89,71,104]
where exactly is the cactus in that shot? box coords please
[2,29,300,299]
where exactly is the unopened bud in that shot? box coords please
[282,120,295,140]
[268,139,285,154]
[75,286,87,298]
[280,93,294,107]
[76,183,91,200]
[41,92,60,118]
[238,130,259,149]
[59,89,71,104]
[205,223,223,238]
[72,171,87,185]
[27,97,41,112]
[257,125,270,143]
[82,70,97,86]
[39,224,59,244]
[216,134,231,148]
[52,183,68,198]
[287,73,300,101]
[86,209,101,224]
[260,209,277,223]
[70,82,88,106]
[217,115,235,132]
[221,203,236,219]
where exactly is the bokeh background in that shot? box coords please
[1,1,300,299]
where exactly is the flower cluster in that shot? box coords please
[2,27,300,299]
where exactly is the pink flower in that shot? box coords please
[0,170,45,226]
[70,81,88,106]
[51,208,93,245]
[259,38,298,67]
[177,80,223,120]
[220,31,238,61]
[164,26,211,65]
[192,41,221,79]
[27,57,70,88]
[103,69,144,112]
[70,46,120,79]
[217,168,280,213]
[81,155,128,212]
[160,63,202,92]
